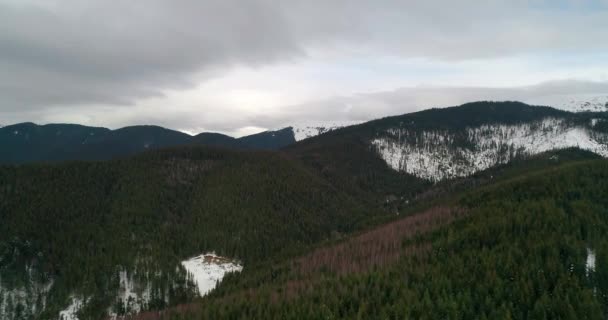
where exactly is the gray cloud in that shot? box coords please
[1,0,607,133]
[0,0,306,109]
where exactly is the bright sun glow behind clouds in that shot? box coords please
[117,52,608,136]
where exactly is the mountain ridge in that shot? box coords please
[4,100,608,169]
[284,101,608,182]
[0,122,295,164]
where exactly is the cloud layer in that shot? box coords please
[1,0,608,134]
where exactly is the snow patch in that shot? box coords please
[181,253,242,297]
[586,248,596,276]
[372,117,608,181]
[59,296,87,320]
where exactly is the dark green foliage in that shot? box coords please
[284,126,431,208]
[172,160,608,319]
[593,119,608,133]
[0,146,373,318]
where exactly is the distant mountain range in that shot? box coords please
[3,96,608,165]
[0,120,363,164]
[0,123,294,164]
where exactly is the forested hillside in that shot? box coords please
[0,147,374,319]
[148,159,608,319]
[2,0,606,318]
[2,101,608,320]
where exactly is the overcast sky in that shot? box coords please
[1,0,608,136]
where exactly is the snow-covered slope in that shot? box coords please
[372,117,608,181]
[290,120,362,141]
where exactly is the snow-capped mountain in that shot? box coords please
[529,95,608,113]
[368,102,608,182]
[289,120,362,141]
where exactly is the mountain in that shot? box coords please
[0,123,295,164]
[286,101,608,182]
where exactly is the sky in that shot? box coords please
[1,0,608,137]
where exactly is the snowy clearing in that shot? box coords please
[181,253,243,297]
